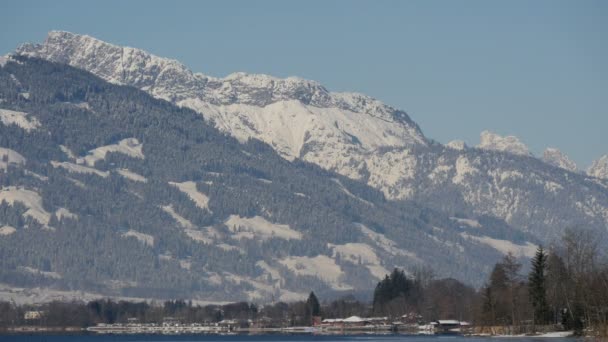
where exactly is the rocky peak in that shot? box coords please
[446,140,467,151]
[543,148,578,172]
[477,130,531,156]
[588,155,608,180]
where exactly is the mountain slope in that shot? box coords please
[17,31,426,184]
[0,56,536,302]
[15,31,608,249]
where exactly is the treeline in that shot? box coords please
[372,267,476,322]
[478,228,608,335]
[369,227,608,336]
[0,293,362,328]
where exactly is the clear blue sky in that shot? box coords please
[1,0,606,167]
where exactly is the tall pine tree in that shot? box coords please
[528,246,549,325]
[306,291,321,317]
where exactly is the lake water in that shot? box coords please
[0,334,577,342]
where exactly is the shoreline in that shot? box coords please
[0,326,576,338]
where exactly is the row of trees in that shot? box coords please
[367,228,608,336]
[371,267,477,322]
[0,294,338,328]
[480,228,608,335]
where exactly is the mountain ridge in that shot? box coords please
[13,31,608,238]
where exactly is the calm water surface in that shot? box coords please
[0,335,579,342]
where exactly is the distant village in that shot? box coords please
[84,314,470,335]
[10,305,471,335]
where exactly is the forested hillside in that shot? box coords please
[0,56,538,302]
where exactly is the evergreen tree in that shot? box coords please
[372,268,416,315]
[481,285,497,325]
[528,246,549,325]
[306,291,320,317]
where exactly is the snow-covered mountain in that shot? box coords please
[543,148,578,172]
[17,31,426,184]
[14,31,608,246]
[588,155,608,180]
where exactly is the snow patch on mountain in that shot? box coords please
[256,261,282,282]
[161,205,194,229]
[222,272,301,302]
[59,145,76,160]
[427,230,465,254]
[169,181,211,212]
[331,179,374,206]
[328,243,381,265]
[19,267,61,280]
[543,148,577,172]
[0,147,26,171]
[83,138,143,166]
[366,265,392,280]
[116,169,147,183]
[55,207,77,220]
[184,228,219,245]
[222,273,277,301]
[50,161,109,178]
[588,155,608,180]
[0,109,40,132]
[328,243,389,280]
[357,223,420,261]
[0,225,16,236]
[478,131,531,156]
[460,233,536,258]
[122,230,154,247]
[279,255,351,290]
[450,217,482,228]
[225,215,302,241]
[0,187,51,227]
[161,205,221,244]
